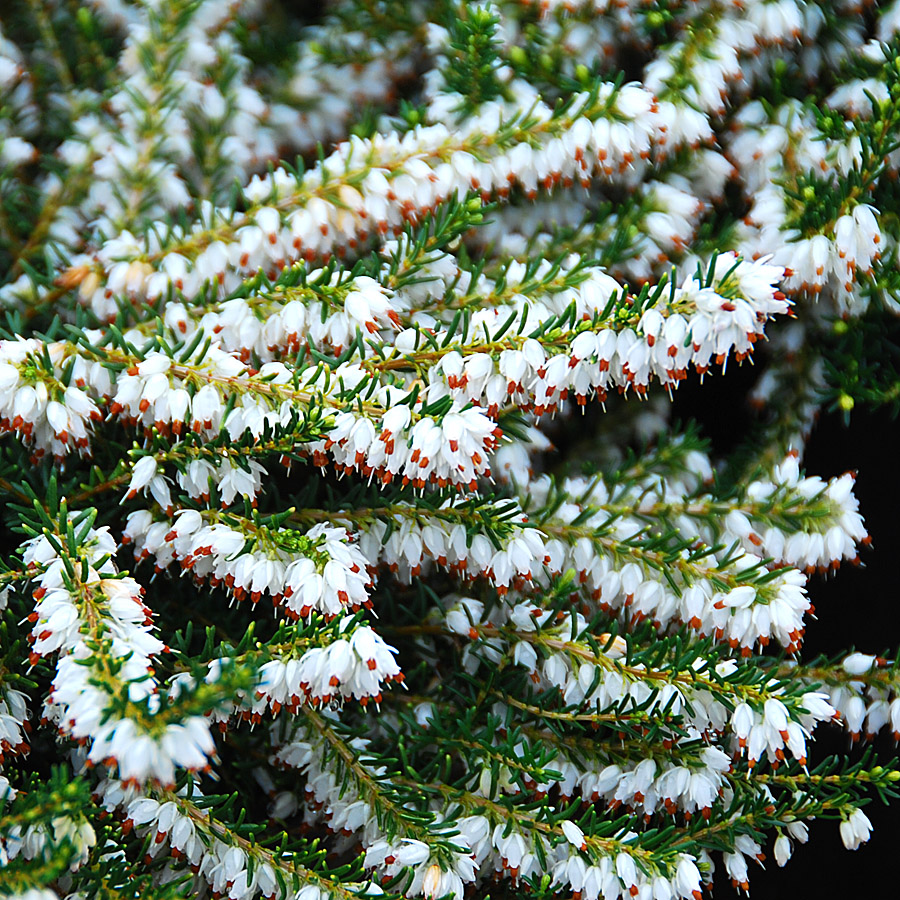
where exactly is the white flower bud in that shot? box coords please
[842,652,875,676]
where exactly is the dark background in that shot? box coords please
[672,361,899,899]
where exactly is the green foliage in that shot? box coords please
[1,1,900,899]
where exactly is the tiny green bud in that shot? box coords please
[870,766,884,776]
[539,53,554,70]
[76,6,94,34]
[832,319,849,335]
[888,770,900,782]
[802,186,816,201]
[575,64,590,83]
[509,46,527,67]
[838,393,854,412]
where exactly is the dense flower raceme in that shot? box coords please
[0,252,787,499]
[729,100,887,313]
[116,433,866,654]
[20,518,218,788]
[3,1,900,899]
[0,812,97,883]
[268,715,709,900]
[436,596,840,768]
[123,513,374,615]
[1,0,417,266]
[44,75,688,322]
[511,456,866,655]
[89,775,381,900]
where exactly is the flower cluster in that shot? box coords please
[21,516,217,788]
[251,624,403,711]
[94,776,375,900]
[124,512,373,616]
[0,338,103,460]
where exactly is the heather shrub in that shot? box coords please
[1,2,900,899]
